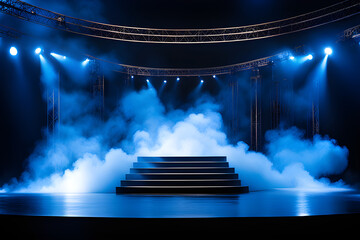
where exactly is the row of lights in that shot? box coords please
[289,47,333,61]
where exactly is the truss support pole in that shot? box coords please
[47,72,60,138]
[250,68,262,152]
[90,60,105,120]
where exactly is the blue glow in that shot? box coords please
[324,47,333,55]
[9,47,18,56]
[289,56,295,60]
[35,48,42,55]
[200,79,204,84]
[176,77,180,81]
[213,75,216,78]
[50,52,66,60]
[82,58,90,66]
[163,80,167,84]
[146,79,150,83]
[306,54,313,60]
[131,75,134,79]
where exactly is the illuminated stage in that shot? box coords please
[1,189,359,237]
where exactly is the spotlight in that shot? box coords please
[306,54,313,60]
[213,75,216,78]
[289,56,295,60]
[163,80,167,84]
[50,52,66,60]
[35,47,42,55]
[131,75,134,79]
[9,46,18,56]
[200,79,204,84]
[324,47,333,55]
[176,77,180,81]
[82,58,90,66]
[146,79,150,83]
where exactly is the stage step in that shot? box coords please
[134,162,229,168]
[121,179,242,186]
[130,167,235,173]
[116,186,249,194]
[138,156,227,162]
[116,156,249,194]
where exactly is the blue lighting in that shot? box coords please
[200,79,204,84]
[324,47,333,55]
[176,77,180,81]
[213,75,216,78]
[289,56,295,60]
[9,47,18,56]
[35,48,42,55]
[131,75,134,79]
[50,52,66,60]
[82,58,90,66]
[163,80,167,84]
[146,79,150,83]
[306,54,313,60]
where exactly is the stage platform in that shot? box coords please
[0,189,359,238]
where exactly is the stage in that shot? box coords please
[0,189,359,238]
[1,189,359,218]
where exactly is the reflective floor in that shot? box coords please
[0,189,359,218]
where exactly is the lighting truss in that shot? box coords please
[88,51,291,77]
[0,0,359,44]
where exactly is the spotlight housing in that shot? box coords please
[324,47,333,55]
[9,46,18,56]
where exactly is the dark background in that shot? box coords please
[0,0,359,186]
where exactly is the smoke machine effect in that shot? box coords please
[0,85,349,193]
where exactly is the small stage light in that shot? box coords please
[50,52,66,60]
[176,77,180,81]
[213,75,216,78]
[9,46,18,56]
[146,79,150,83]
[163,80,167,84]
[306,54,313,60]
[35,48,42,55]
[131,75,134,79]
[324,47,333,55]
[82,58,90,66]
[200,79,204,83]
[289,56,295,60]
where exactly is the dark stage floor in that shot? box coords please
[0,189,359,238]
[1,188,359,218]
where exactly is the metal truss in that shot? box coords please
[1,0,359,44]
[341,24,360,39]
[88,51,291,77]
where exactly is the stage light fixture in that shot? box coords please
[164,80,167,84]
[306,54,313,60]
[35,48,42,55]
[50,52,66,60]
[213,75,216,78]
[9,46,18,56]
[176,77,180,81]
[200,79,204,83]
[324,47,333,55]
[289,56,295,60]
[82,58,90,66]
[131,75,134,79]
[146,79,150,83]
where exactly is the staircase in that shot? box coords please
[116,156,249,194]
